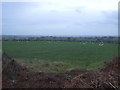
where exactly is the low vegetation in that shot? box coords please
[2,53,120,88]
[3,40,118,73]
[2,36,119,88]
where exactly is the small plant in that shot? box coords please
[65,73,77,78]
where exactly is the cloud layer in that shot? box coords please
[2,0,118,36]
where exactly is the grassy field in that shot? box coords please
[2,41,118,73]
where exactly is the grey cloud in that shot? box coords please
[75,9,82,13]
[75,6,86,13]
[2,2,118,36]
[101,10,117,25]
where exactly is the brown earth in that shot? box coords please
[2,53,120,89]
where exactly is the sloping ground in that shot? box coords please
[65,57,119,88]
[0,60,2,90]
[2,53,120,89]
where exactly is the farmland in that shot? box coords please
[2,40,118,73]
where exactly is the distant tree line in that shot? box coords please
[2,36,119,44]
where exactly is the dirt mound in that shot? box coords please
[101,57,119,73]
[2,53,28,79]
[2,53,120,89]
[65,57,120,88]
[2,53,30,88]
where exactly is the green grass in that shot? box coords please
[2,41,118,73]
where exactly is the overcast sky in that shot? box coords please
[2,0,119,36]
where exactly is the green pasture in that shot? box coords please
[2,41,118,73]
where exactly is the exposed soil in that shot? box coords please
[2,53,120,89]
